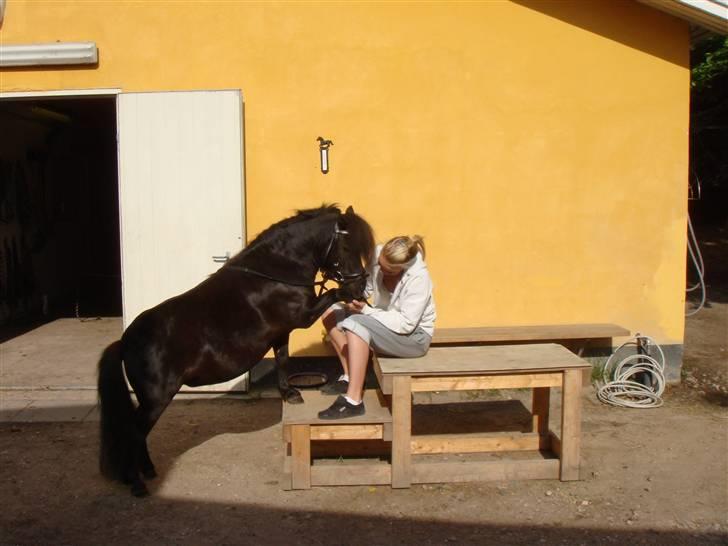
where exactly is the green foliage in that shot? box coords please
[692,36,728,92]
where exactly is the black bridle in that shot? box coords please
[223,224,367,294]
[318,225,368,285]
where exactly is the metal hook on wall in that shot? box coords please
[317,136,333,174]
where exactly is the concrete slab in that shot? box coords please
[0,317,121,389]
[8,399,96,423]
[0,399,32,422]
[85,405,100,422]
[0,388,98,402]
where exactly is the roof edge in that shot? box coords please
[637,0,728,34]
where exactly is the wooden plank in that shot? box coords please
[411,373,562,392]
[560,369,582,481]
[311,463,391,486]
[549,430,561,457]
[532,387,550,434]
[377,344,591,377]
[290,425,311,490]
[410,432,550,454]
[311,439,390,458]
[310,424,383,440]
[282,389,392,425]
[371,352,392,395]
[382,422,393,442]
[431,324,630,344]
[411,458,560,483]
[391,375,412,488]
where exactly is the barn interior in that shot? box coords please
[0,97,121,342]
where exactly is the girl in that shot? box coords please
[319,235,436,419]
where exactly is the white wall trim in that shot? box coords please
[0,88,122,99]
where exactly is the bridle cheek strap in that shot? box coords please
[319,225,368,294]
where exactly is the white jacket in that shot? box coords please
[360,245,436,336]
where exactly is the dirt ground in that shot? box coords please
[1,227,726,546]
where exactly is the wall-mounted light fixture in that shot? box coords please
[317,136,333,174]
[0,42,98,67]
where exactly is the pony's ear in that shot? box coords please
[345,206,354,215]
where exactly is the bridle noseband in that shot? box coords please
[223,224,367,294]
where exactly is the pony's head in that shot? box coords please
[320,205,375,299]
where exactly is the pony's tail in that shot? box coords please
[97,340,135,481]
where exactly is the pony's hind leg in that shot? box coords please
[135,406,167,481]
[139,440,157,480]
[123,360,179,496]
[119,438,149,497]
[122,404,170,497]
[133,387,177,486]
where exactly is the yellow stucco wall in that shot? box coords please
[0,0,690,355]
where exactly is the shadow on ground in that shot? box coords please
[3,493,725,545]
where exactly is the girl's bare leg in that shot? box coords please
[344,331,370,403]
[322,309,349,376]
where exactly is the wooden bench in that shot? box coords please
[373,344,592,488]
[281,389,392,489]
[431,323,630,355]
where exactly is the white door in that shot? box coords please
[117,90,247,391]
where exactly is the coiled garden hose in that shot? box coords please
[596,335,666,408]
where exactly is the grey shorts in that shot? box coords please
[334,309,431,358]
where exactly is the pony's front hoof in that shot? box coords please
[131,481,150,497]
[284,389,304,404]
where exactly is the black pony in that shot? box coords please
[98,205,375,496]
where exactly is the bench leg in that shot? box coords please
[391,375,412,488]
[532,387,550,435]
[560,369,582,481]
[291,424,311,489]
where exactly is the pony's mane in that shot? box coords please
[227,203,375,269]
[230,204,341,261]
[344,209,376,269]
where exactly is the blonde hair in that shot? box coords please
[381,235,426,268]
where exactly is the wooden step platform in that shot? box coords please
[282,389,392,489]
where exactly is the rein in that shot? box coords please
[221,225,366,294]
[222,265,329,289]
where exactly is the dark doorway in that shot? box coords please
[0,96,121,341]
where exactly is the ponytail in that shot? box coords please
[411,235,426,259]
[382,235,426,266]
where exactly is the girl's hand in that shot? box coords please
[345,300,366,313]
